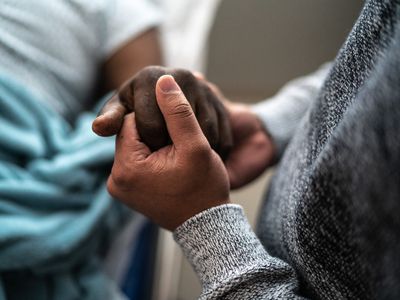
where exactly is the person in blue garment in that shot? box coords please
[99,0,400,299]
[0,2,234,299]
[0,1,163,299]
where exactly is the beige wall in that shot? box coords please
[208,0,364,102]
[176,1,363,299]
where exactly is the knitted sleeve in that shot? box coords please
[252,63,331,156]
[174,204,305,299]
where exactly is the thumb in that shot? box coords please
[92,93,127,136]
[155,75,207,151]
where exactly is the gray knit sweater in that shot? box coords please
[173,1,400,299]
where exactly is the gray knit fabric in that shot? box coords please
[174,1,400,299]
[251,63,331,157]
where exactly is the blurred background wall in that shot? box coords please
[208,0,364,102]
[174,1,363,299]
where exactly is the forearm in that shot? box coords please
[174,204,306,299]
[252,63,331,156]
[100,27,163,94]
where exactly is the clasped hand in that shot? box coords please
[93,66,233,160]
[92,67,275,230]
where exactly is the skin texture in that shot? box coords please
[93,66,233,160]
[193,76,276,189]
[223,102,276,189]
[107,75,230,230]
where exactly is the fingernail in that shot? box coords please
[95,111,109,119]
[158,75,180,94]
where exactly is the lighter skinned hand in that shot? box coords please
[107,75,230,231]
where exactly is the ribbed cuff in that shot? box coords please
[173,204,270,293]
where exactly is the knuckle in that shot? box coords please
[139,65,166,77]
[110,166,133,188]
[168,101,193,119]
[187,141,212,161]
[118,84,135,110]
[106,177,118,198]
[140,65,156,74]
[173,69,197,86]
[208,82,219,94]
[174,68,193,78]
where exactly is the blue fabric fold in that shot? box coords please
[0,73,128,300]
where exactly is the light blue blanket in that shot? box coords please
[0,73,128,299]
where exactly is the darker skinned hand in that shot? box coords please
[107,75,230,230]
[92,66,233,159]
[194,76,277,190]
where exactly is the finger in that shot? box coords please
[135,92,169,151]
[155,75,207,151]
[134,68,169,151]
[195,82,219,150]
[212,92,233,160]
[193,71,205,80]
[171,69,198,113]
[92,93,128,136]
[171,69,220,149]
[115,113,151,160]
[203,80,228,107]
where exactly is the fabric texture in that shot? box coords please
[158,0,222,72]
[0,73,129,300]
[174,1,400,299]
[251,63,331,157]
[0,0,161,119]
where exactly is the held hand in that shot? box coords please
[92,66,233,160]
[193,76,276,189]
[224,102,276,189]
[107,75,230,231]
